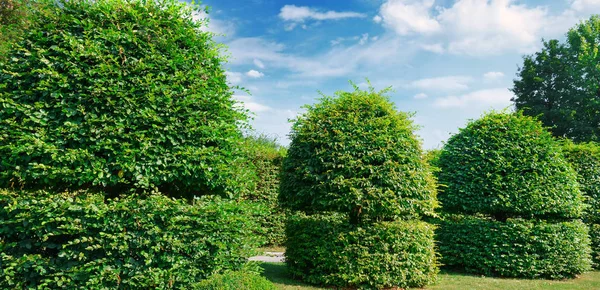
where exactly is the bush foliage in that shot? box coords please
[0,190,262,288]
[285,214,438,289]
[562,141,600,223]
[242,135,287,246]
[196,271,277,290]
[437,216,591,279]
[280,86,437,222]
[562,141,600,268]
[0,0,249,197]
[437,112,584,220]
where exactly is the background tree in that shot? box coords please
[512,15,600,142]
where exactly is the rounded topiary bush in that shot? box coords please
[280,86,437,222]
[280,86,439,289]
[0,190,262,288]
[562,141,600,268]
[437,112,584,220]
[437,216,591,279]
[196,271,277,290]
[0,0,250,197]
[285,214,438,289]
[436,111,591,279]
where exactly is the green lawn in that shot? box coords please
[259,262,600,290]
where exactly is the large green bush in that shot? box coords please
[196,271,277,290]
[280,86,437,222]
[436,111,591,279]
[437,216,591,279]
[242,135,287,246]
[562,141,600,268]
[281,86,439,289]
[437,112,584,220]
[0,0,250,197]
[285,214,438,289]
[0,190,262,288]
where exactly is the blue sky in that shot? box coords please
[195,0,600,149]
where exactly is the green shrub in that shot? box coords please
[280,86,437,222]
[196,271,277,290]
[562,141,600,223]
[437,216,591,279]
[285,214,438,289]
[242,135,287,246]
[437,112,584,220]
[0,190,262,288]
[591,223,600,269]
[0,0,250,197]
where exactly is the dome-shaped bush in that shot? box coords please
[437,112,584,220]
[280,86,437,222]
[0,0,249,197]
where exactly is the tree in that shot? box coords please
[0,0,251,197]
[512,15,600,142]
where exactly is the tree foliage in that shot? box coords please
[512,15,600,142]
[0,0,250,197]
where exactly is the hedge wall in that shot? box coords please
[285,214,438,289]
[0,190,262,288]
[437,216,591,279]
[196,271,277,290]
[242,135,287,246]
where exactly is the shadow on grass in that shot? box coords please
[260,262,321,288]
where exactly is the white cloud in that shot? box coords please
[246,70,265,78]
[233,95,272,113]
[421,43,445,54]
[253,59,265,69]
[376,0,557,55]
[225,71,243,85]
[226,36,417,78]
[433,88,514,108]
[378,0,440,35]
[373,15,382,23]
[409,76,473,91]
[483,71,505,81]
[571,0,600,12]
[414,93,428,99]
[359,33,370,45]
[279,5,366,29]
[192,9,235,37]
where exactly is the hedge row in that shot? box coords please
[436,216,591,279]
[0,190,262,289]
[196,271,277,290]
[591,224,600,269]
[285,214,438,289]
[242,135,287,246]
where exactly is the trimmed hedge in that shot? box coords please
[280,86,437,222]
[0,190,262,289]
[0,0,250,197]
[437,216,591,279]
[591,223,600,269]
[196,271,277,290]
[243,135,287,246]
[562,141,600,223]
[437,112,584,220]
[285,214,438,289]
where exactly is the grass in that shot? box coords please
[259,262,600,290]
